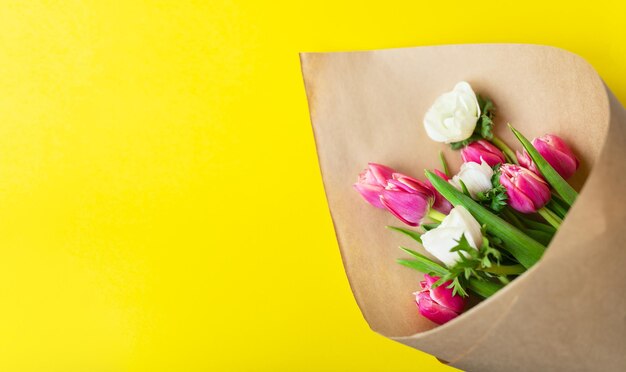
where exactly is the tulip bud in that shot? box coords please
[353,163,395,208]
[414,274,466,325]
[532,134,579,179]
[381,173,435,226]
[461,140,506,167]
[500,164,551,213]
[354,164,438,226]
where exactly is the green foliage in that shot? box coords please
[430,234,504,297]
[396,247,448,277]
[386,226,422,244]
[390,222,516,299]
[439,151,451,178]
[476,166,508,213]
[425,170,546,269]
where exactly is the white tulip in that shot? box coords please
[423,81,481,143]
[449,160,494,199]
[421,206,483,267]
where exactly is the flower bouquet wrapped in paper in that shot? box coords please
[300,44,626,371]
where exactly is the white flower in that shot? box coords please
[423,81,481,143]
[449,160,494,199]
[421,206,483,267]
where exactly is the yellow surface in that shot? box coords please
[0,1,624,371]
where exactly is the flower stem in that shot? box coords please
[547,200,567,219]
[502,208,525,230]
[427,209,446,222]
[492,136,518,164]
[538,207,562,229]
[468,278,504,298]
[481,264,526,276]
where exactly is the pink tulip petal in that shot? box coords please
[428,284,466,314]
[500,164,551,213]
[433,169,450,182]
[392,173,434,197]
[532,135,579,179]
[380,190,431,226]
[424,172,452,214]
[368,163,395,185]
[461,140,506,167]
[353,183,386,209]
[416,292,460,325]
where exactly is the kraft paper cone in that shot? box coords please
[300,44,626,371]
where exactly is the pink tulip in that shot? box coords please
[353,163,395,209]
[354,164,436,226]
[516,149,539,175]
[500,164,551,213]
[381,173,435,226]
[461,140,506,167]
[532,134,579,179]
[414,274,466,325]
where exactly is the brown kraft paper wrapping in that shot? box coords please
[300,44,626,371]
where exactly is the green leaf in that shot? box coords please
[476,184,508,213]
[523,228,553,246]
[508,124,577,206]
[397,247,448,276]
[397,258,448,277]
[449,134,481,150]
[513,213,556,234]
[477,95,496,140]
[468,278,504,298]
[421,223,440,231]
[387,226,422,244]
[458,179,472,198]
[425,170,546,269]
[439,151,451,178]
[547,200,567,219]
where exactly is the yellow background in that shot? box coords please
[0,1,624,371]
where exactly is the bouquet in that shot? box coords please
[354,81,577,324]
[301,44,626,371]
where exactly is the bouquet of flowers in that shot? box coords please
[354,81,578,325]
[301,44,626,371]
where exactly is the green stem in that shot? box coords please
[547,200,567,219]
[498,276,511,285]
[513,212,556,234]
[491,136,518,164]
[538,207,562,229]
[550,191,570,212]
[468,278,504,298]
[502,208,525,230]
[481,264,525,276]
[425,170,545,269]
[427,209,446,222]
[439,151,451,178]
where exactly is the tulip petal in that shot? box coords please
[367,163,395,185]
[353,183,385,209]
[423,274,465,313]
[380,189,430,226]
[509,125,577,205]
[415,292,460,325]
